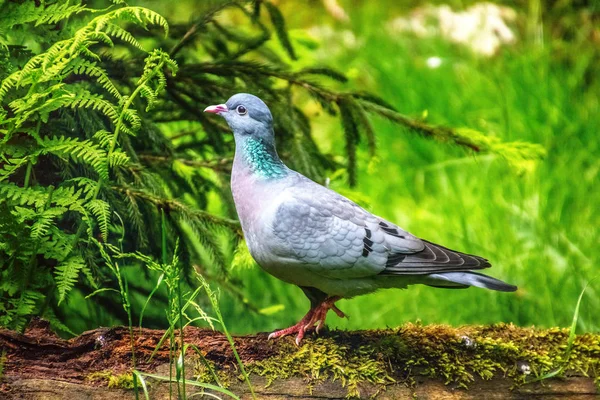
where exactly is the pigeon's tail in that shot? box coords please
[425,271,517,292]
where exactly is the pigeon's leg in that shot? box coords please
[311,295,344,334]
[267,308,316,344]
[268,287,347,345]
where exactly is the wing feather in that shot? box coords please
[268,177,491,280]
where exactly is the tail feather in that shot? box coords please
[426,271,517,292]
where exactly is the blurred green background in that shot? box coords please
[224,0,599,334]
[64,0,599,334]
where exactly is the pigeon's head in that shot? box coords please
[204,93,274,142]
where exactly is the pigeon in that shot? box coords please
[205,93,517,345]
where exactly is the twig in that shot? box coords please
[138,154,233,172]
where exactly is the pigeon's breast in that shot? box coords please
[231,168,264,233]
[230,165,292,253]
[231,174,317,286]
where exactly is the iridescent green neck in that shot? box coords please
[242,138,287,179]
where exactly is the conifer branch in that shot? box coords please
[111,185,242,234]
[139,154,233,172]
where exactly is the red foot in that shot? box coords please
[268,296,345,345]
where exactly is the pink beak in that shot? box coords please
[204,104,228,114]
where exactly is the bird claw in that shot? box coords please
[315,319,324,334]
[331,304,346,319]
[267,296,346,345]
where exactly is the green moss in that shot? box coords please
[225,323,599,398]
[193,357,232,389]
[86,370,136,389]
[249,337,395,397]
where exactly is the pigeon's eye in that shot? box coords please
[236,105,247,115]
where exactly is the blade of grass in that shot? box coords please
[527,276,597,383]
[137,372,240,399]
[139,272,165,331]
[133,370,150,400]
[84,288,120,299]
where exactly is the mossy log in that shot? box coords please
[0,319,598,399]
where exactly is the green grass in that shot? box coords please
[217,4,599,335]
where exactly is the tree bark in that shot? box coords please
[1,319,598,399]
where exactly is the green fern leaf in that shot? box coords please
[31,207,68,239]
[85,199,111,241]
[54,255,86,305]
[0,1,88,30]
[108,150,130,168]
[40,136,109,180]
[70,60,121,100]
[104,22,144,50]
[0,183,50,208]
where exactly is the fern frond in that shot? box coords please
[66,177,100,200]
[92,130,114,149]
[10,86,119,127]
[65,88,119,121]
[71,60,122,100]
[36,1,88,26]
[42,308,77,336]
[0,1,87,30]
[41,136,109,180]
[0,183,50,208]
[0,69,23,104]
[94,7,169,38]
[39,40,70,77]
[104,22,144,50]
[0,1,88,30]
[52,186,89,216]
[120,108,141,133]
[54,255,86,304]
[39,226,77,261]
[138,83,157,111]
[0,157,29,182]
[108,150,130,168]
[85,199,111,241]
[3,291,44,332]
[31,207,68,239]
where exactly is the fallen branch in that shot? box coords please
[0,320,598,399]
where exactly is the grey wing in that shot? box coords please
[372,218,491,274]
[381,239,491,274]
[270,187,425,279]
[271,183,491,279]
